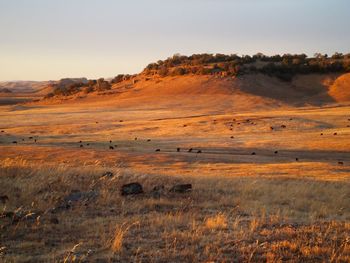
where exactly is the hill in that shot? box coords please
[5,53,349,109]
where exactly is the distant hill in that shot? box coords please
[4,53,350,109]
[0,81,53,93]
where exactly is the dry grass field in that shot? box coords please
[1,75,350,262]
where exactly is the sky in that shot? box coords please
[0,0,349,81]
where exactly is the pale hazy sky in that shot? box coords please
[0,0,349,81]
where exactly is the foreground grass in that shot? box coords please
[1,158,349,262]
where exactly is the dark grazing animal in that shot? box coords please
[251,152,256,155]
[296,158,299,161]
[338,161,344,165]
[155,149,160,152]
[197,150,202,153]
[177,148,180,152]
[12,141,17,144]
[109,146,114,150]
[281,125,286,128]
[188,148,193,152]
[274,151,278,154]
[80,145,83,148]
[333,132,337,135]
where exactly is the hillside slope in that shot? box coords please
[328,73,350,102]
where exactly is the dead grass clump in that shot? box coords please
[205,213,228,230]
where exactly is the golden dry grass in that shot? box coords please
[0,82,350,261]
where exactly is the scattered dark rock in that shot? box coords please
[155,149,160,152]
[281,125,286,128]
[101,171,114,178]
[64,190,98,203]
[320,133,323,135]
[170,184,192,193]
[151,185,165,199]
[251,152,256,155]
[50,217,59,224]
[270,127,274,130]
[188,148,193,152]
[79,140,82,143]
[333,132,337,135]
[86,143,90,146]
[274,151,278,154]
[177,147,180,152]
[0,195,9,204]
[147,139,151,142]
[12,141,17,144]
[183,124,187,127]
[80,145,83,148]
[230,136,234,139]
[109,146,114,150]
[1,130,4,133]
[109,140,112,143]
[134,137,137,140]
[338,161,344,165]
[22,138,24,141]
[121,182,143,196]
[197,150,202,153]
[29,136,33,139]
[296,158,299,161]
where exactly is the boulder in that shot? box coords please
[169,184,192,193]
[121,182,143,196]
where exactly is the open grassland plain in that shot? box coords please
[1,96,350,262]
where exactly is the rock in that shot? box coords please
[151,185,165,199]
[169,184,192,193]
[50,217,59,224]
[64,190,98,203]
[101,171,114,178]
[0,195,9,204]
[109,146,114,150]
[155,149,160,152]
[121,182,143,196]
